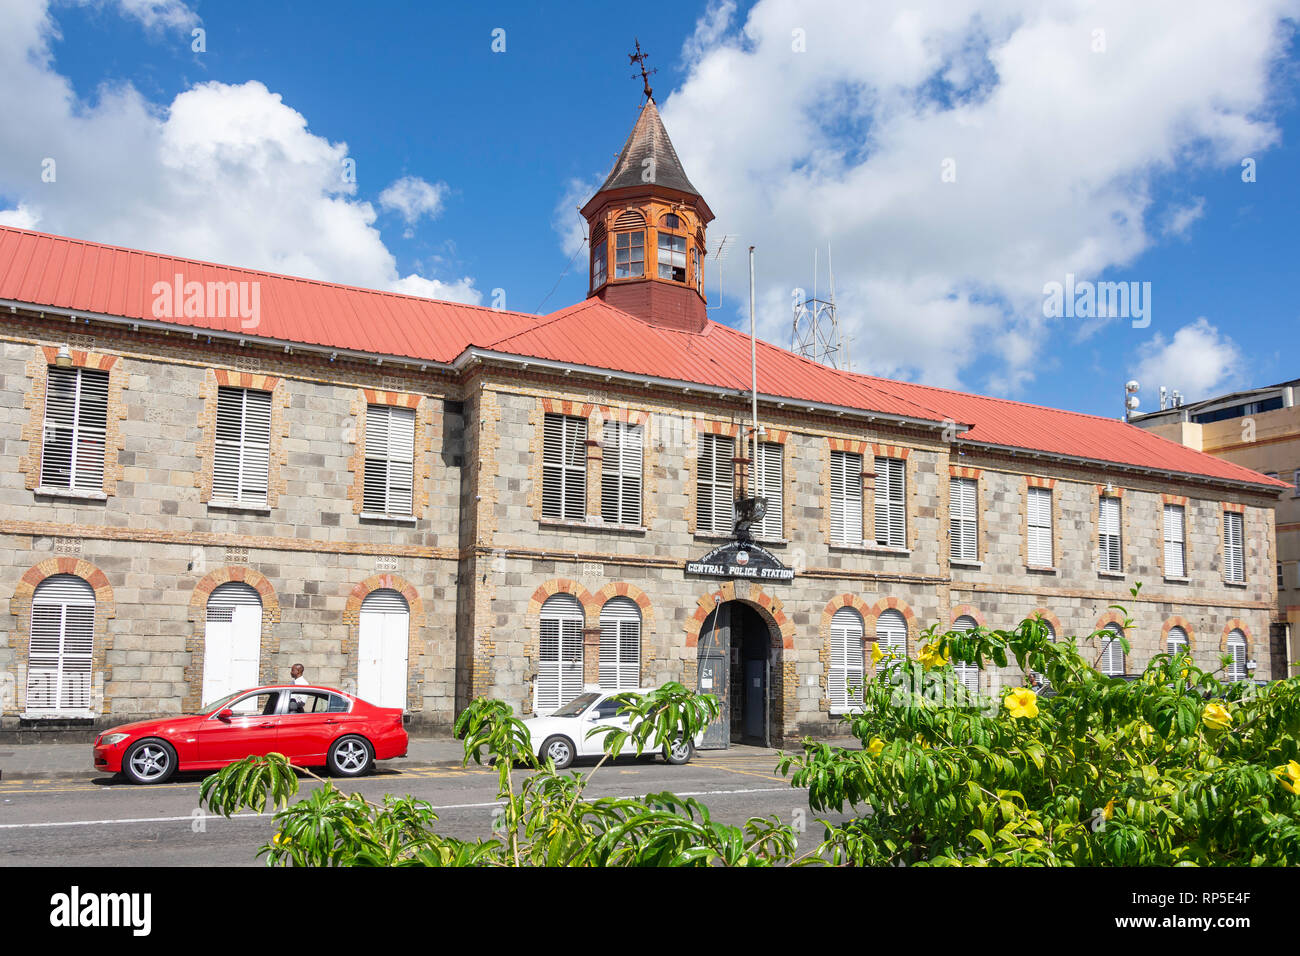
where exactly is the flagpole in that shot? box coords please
[749,245,758,493]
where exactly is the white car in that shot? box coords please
[523,689,698,770]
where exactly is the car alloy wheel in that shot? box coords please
[541,735,575,770]
[664,739,694,765]
[329,736,372,777]
[124,740,176,784]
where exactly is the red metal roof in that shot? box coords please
[0,225,1284,490]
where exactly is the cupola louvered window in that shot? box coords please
[1223,512,1245,582]
[875,458,906,548]
[875,608,907,661]
[363,404,416,516]
[748,441,783,540]
[26,574,95,714]
[600,421,643,526]
[1163,504,1186,577]
[598,597,641,691]
[697,433,735,535]
[213,386,272,506]
[830,450,863,545]
[1166,625,1188,657]
[1226,629,1248,681]
[1099,496,1122,572]
[1027,487,1052,566]
[949,477,977,561]
[536,594,584,715]
[951,614,980,691]
[40,366,109,491]
[828,607,865,712]
[1099,623,1125,676]
[542,414,587,521]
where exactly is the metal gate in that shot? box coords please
[697,604,730,749]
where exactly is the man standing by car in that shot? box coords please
[290,663,308,712]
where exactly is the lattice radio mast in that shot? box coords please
[792,245,844,368]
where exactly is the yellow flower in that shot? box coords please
[867,737,885,756]
[1004,687,1039,720]
[272,831,289,846]
[1201,702,1233,732]
[1103,798,1115,820]
[1272,760,1300,795]
[871,642,884,667]
[918,642,949,670]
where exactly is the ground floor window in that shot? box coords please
[203,582,262,711]
[26,574,95,713]
[829,606,865,711]
[536,594,584,715]
[598,597,640,691]
[951,614,980,692]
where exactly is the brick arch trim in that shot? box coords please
[188,567,281,622]
[1220,619,1251,651]
[527,579,597,625]
[1028,607,1063,638]
[821,594,871,635]
[345,574,425,628]
[684,581,795,650]
[1160,615,1196,651]
[865,596,918,644]
[591,581,655,628]
[951,604,986,628]
[1094,609,1129,632]
[184,567,282,712]
[13,557,116,612]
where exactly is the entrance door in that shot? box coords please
[729,603,770,747]
[203,583,262,711]
[697,603,730,750]
[358,589,410,709]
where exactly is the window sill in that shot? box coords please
[950,559,983,569]
[1025,565,1058,574]
[208,500,272,514]
[1098,570,1126,579]
[543,517,647,535]
[1223,579,1248,588]
[829,542,912,557]
[20,711,95,721]
[35,486,107,501]
[1163,575,1191,584]
[360,511,417,524]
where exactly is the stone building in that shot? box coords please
[0,98,1287,744]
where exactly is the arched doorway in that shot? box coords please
[697,600,779,748]
[358,588,411,709]
[202,582,262,710]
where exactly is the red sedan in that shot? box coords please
[92,685,408,784]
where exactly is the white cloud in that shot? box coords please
[0,204,40,229]
[0,1,478,306]
[552,176,601,258]
[1131,317,1244,402]
[645,0,1298,392]
[110,0,199,31]
[391,273,481,306]
[1162,197,1207,238]
[378,176,448,226]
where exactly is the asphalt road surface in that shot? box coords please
[0,753,851,866]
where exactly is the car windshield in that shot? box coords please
[551,693,599,718]
[198,691,245,715]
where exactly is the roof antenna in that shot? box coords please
[629,38,657,102]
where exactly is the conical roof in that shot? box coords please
[595,98,701,197]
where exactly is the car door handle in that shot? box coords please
[323,719,339,724]
[259,722,276,728]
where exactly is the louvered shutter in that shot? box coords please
[1226,630,1247,681]
[1166,626,1188,657]
[26,574,95,713]
[829,607,865,711]
[951,615,980,691]
[1163,505,1186,577]
[875,457,906,548]
[950,478,977,561]
[875,608,907,661]
[1027,487,1052,566]
[598,597,641,690]
[1100,624,1125,676]
[40,366,109,491]
[830,450,862,545]
[535,594,584,715]
[362,405,415,516]
[747,442,783,539]
[542,415,587,521]
[1224,512,1244,582]
[213,387,271,505]
[1099,497,1121,572]
[698,433,735,535]
[600,422,643,526]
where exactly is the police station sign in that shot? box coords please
[685,541,794,581]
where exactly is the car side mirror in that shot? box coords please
[216,708,234,722]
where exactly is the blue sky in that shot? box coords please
[2,0,1298,420]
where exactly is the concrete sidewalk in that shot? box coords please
[0,736,859,781]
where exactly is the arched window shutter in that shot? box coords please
[536,594,584,715]
[27,574,96,713]
[829,607,864,711]
[598,597,641,691]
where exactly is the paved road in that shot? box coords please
[0,753,847,866]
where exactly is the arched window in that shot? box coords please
[829,607,865,711]
[358,589,410,709]
[657,214,687,282]
[27,574,95,713]
[1226,629,1248,681]
[598,597,641,691]
[875,608,907,661]
[613,210,645,279]
[951,615,980,691]
[1166,625,1189,657]
[204,582,263,710]
[536,594,584,715]
[1099,623,1125,676]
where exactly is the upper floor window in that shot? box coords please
[600,421,643,526]
[697,433,735,536]
[1223,511,1245,582]
[363,404,416,517]
[542,414,587,521]
[830,450,863,545]
[1027,487,1052,566]
[949,477,977,561]
[1099,496,1122,572]
[213,386,272,507]
[1163,504,1186,577]
[874,457,906,548]
[614,231,645,278]
[40,366,109,492]
[749,441,783,540]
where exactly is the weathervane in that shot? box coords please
[629,38,657,101]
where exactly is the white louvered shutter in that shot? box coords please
[535,594,584,715]
[875,457,906,548]
[875,608,907,661]
[1100,624,1125,676]
[598,597,641,691]
[542,414,587,521]
[1099,497,1121,572]
[363,405,415,516]
[748,442,783,540]
[203,582,262,710]
[26,574,96,713]
[358,589,410,709]
[698,433,735,535]
[829,607,865,711]
[1166,626,1188,657]
[601,421,643,526]
[213,387,272,506]
[40,366,109,491]
[950,478,977,561]
[830,450,862,545]
[1224,512,1244,582]
[1163,505,1186,577]
[1027,487,1052,566]
[1226,630,1247,681]
[951,615,980,692]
